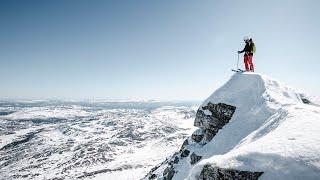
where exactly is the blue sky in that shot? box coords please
[1,0,319,100]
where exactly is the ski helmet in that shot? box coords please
[243,36,249,42]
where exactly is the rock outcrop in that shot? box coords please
[190,152,202,165]
[181,149,190,157]
[143,102,238,179]
[163,165,175,180]
[199,164,263,180]
[194,102,236,142]
[191,129,204,143]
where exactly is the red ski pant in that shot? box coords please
[244,55,254,72]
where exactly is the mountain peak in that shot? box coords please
[144,73,320,180]
[204,73,306,107]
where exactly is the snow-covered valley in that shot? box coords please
[0,101,198,179]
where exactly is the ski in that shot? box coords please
[231,69,245,73]
[237,68,245,72]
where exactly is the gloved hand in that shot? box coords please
[237,51,241,54]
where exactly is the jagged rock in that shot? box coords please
[149,174,156,179]
[190,153,202,165]
[299,94,311,104]
[180,138,189,152]
[149,165,160,174]
[191,129,205,143]
[203,129,218,142]
[173,156,179,164]
[144,158,168,179]
[194,108,213,129]
[169,156,179,165]
[163,165,175,180]
[180,149,190,157]
[198,164,263,180]
[144,102,237,179]
[302,98,311,104]
[194,102,236,141]
[206,102,236,121]
[194,102,236,130]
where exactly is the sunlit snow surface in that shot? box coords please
[0,101,198,179]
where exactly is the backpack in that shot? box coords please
[252,43,256,54]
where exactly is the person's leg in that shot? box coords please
[249,55,254,72]
[244,55,249,71]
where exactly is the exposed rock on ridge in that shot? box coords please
[143,102,260,180]
[199,164,263,180]
[194,102,236,142]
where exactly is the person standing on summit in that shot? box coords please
[238,37,256,72]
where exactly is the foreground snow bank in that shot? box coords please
[144,73,320,180]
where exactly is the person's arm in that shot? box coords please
[238,44,250,54]
[238,47,245,54]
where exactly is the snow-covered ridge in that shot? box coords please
[145,73,320,180]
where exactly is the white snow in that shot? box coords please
[3,105,90,120]
[93,106,197,179]
[0,127,41,149]
[2,72,320,180]
[0,102,197,179]
[167,72,320,180]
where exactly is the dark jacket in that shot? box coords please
[239,42,254,56]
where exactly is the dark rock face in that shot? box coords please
[168,155,180,166]
[199,164,263,180]
[190,153,202,165]
[299,94,311,104]
[144,102,239,180]
[180,138,189,152]
[173,156,179,164]
[181,149,190,157]
[191,129,205,143]
[203,129,218,142]
[301,98,311,104]
[195,102,236,130]
[163,165,175,180]
[149,174,157,179]
[194,102,236,141]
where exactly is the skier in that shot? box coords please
[238,37,255,72]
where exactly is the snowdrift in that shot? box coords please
[144,73,320,180]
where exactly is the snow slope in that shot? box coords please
[146,72,320,180]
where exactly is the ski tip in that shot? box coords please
[231,69,243,73]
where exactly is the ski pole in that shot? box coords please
[237,53,239,70]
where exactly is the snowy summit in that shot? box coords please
[144,72,320,180]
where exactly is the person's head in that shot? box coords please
[244,36,249,43]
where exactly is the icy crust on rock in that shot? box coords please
[144,72,320,180]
